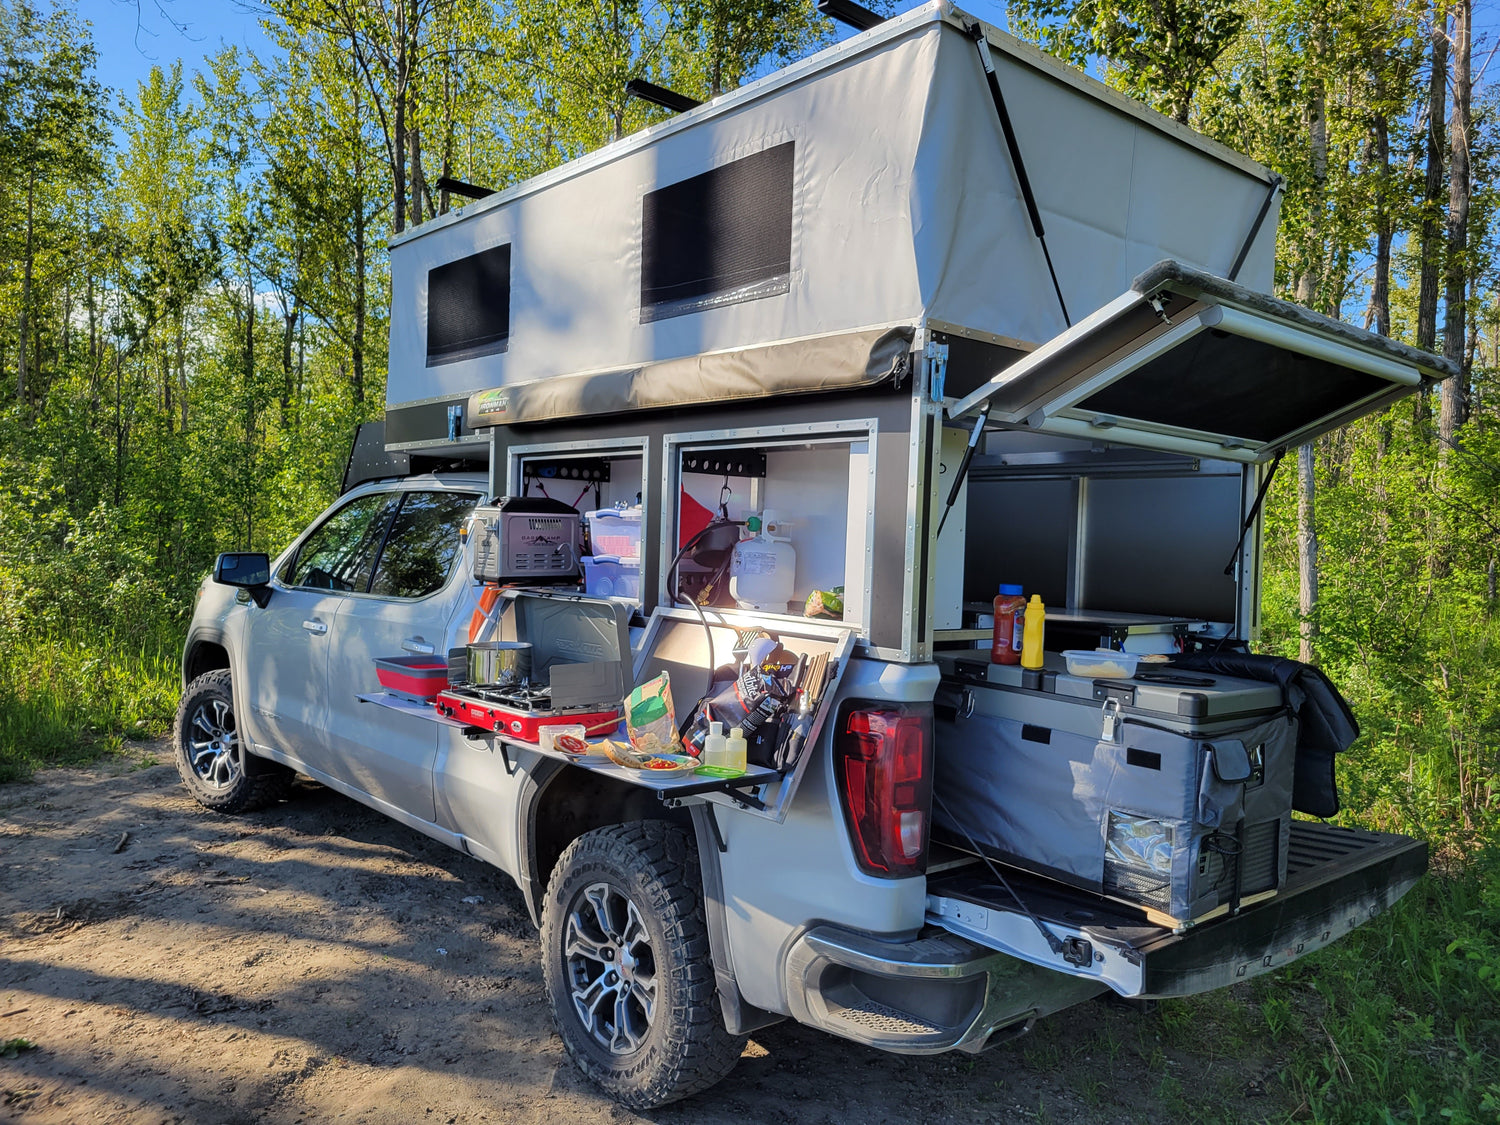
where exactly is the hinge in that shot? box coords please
[924,341,950,401]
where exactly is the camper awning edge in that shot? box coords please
[464,326,915,428]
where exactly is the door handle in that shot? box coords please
[302,619,328,635]
[402,638,436,655]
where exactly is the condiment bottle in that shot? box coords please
[724,728,747,775]
[991,584,1026,664]
[702,722,728,769]
[1020,594,1046,670]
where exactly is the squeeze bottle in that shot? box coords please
[1020,594,1046,670]
[991,584,1026,664]
[724,728,747,775]
[702,722,728,769]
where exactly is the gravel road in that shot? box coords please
[0,748,1284,1124]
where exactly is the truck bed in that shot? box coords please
[926,822,1427,998]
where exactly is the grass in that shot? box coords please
[0,629,179,782]
[1141,851,1500,1125]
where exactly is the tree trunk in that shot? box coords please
[1295,82,1328,308]
[393,43,407,235]
[17,170,33,404]
[1371,112,1392,338]
[1416,16,1448,356]
[177,311,188,433]
[409,124,427,227]
[1440,0,1471,450]
[280,296,297,416]
[353,185,367,407]
[113,346,123,507]
[1294,75,1327,668]
[1297,442,1319,665]
[245,265,255,551]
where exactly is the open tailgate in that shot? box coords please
[948,261,1457,463]
[926,822,1427,998]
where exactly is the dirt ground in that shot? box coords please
[0,746,1289,1124]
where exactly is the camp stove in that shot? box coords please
[435,682,622,741]
[433,591,632,742]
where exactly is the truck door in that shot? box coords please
[243,492,399,761]
[946,262,1454,462]
[324,489,480,823]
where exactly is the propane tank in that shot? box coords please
[730,511,797,612]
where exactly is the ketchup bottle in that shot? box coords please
[991,584,1026,664]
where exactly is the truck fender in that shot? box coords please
[514,763,780,1035]
[687,804,785,1036]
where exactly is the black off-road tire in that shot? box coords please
[540,821,746,1108]
[173,669,293,814]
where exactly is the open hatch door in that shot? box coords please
[634,607,857,823]
[948,261,1457,463]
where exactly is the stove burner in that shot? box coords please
[460,683,554,712]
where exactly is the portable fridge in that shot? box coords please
[932,653,1297,926]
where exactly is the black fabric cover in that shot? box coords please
[641,141,794,321]
[1171,653,1358,818]
[427,244,511,364]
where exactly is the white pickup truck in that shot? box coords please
[176,4,1441,1109]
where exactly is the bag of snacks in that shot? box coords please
[625,672,679,756]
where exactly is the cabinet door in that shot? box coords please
[324,490,479,822]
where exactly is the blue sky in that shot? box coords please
[78,0,1017,100]
[79,0,1497,111]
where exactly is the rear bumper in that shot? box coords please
[783,924,1106,1054]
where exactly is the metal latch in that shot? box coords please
[1061,937,1094,968]
[1100,698,1121,743]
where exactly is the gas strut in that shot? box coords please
[936,403,990,537]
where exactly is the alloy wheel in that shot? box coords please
[564,882,658,1054]
[187,697,241,790]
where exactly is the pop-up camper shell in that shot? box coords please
[383,0,1451,651]
[377,1,1442,952]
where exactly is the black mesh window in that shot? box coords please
[368,491,480,598]
[641,141,794,322]
[427,244,511,365]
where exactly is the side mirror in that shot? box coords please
[214,552,272,607]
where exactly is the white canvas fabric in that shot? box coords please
[386,2,1279,416]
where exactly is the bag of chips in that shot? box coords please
[625,671,679,756]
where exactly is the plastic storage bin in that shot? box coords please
[581,555,641,600]
[373,655,450,700]
[585,508,642,560]
[1062,649,1143,678]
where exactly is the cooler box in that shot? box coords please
[932,654,1296,926]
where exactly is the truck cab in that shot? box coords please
[179,3,1443,1109]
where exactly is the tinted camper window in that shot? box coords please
[641,142,793,322]
[427,243,511,365]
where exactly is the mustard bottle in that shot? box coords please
[1020,594,1046,669]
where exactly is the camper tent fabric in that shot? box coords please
[386,3,1279,428]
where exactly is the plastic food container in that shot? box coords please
[584,508,642,561]
[581,555,641,600]
[374,655,450,700]
[1062,649,1143,679]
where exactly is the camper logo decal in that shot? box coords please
[474,390,510,417]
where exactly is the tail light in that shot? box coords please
[834,701,933,877]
